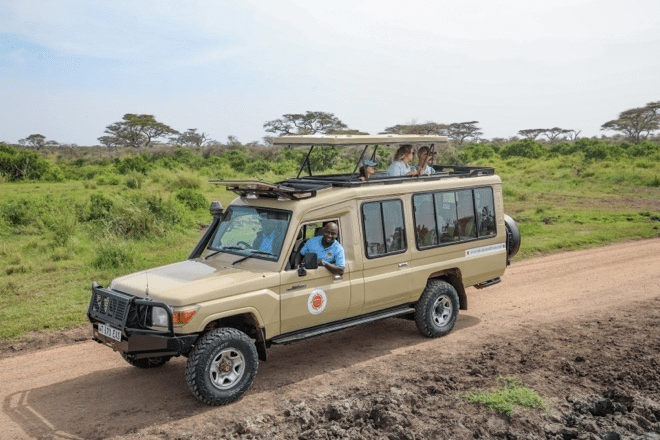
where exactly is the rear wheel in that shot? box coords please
[121,353,171,369]
[415,280,459,338]
[185,328,258,405]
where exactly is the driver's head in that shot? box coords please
[321,222,339,246]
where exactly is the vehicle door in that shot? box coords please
[360,198,413,312]
[280,219,352,334]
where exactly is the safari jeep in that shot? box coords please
[87,135,521,405]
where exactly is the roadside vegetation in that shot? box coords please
[0,136,659,340]
[459,376,548,417]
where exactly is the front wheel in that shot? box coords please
[415,280,459,338]
[185,328,258,405]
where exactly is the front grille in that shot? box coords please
[88,287,133,328]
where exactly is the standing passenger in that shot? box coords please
[387,144,421,176]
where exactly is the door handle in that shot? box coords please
[398,262,409,268]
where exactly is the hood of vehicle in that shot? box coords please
[109,259,277,306]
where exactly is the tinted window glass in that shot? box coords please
[456,190,476,240]
[434,192,459,244]
[382,200,406,252]
[474,187,496,237]
[362,200,406,258]
[413,194,438,248]
[363,203,385,257]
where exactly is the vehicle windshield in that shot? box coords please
[207,206,291,261]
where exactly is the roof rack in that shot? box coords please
[210,180,330,200]
[211,165,494,200]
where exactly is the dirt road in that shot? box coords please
[1,239,659,439]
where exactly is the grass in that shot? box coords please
[460,376,548,417]
[0,148,659,340]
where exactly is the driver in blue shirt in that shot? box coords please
[256,220,277,254]
[296,222,345,276]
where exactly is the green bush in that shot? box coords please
[246,160,272,175]
[0,144,52,181]
[627,141,660,158]
[85,193,115,222]
[115,155,151,175]
[459,144,496,162]
[223,150,247,172]
[103,196,180,239]
[92,240,138,269]
[0,197,35,227]
[173,171,201,189]
[42,166,66,182]
[175,188,208,211]
[125,171,143,189]
[500,139,544,159]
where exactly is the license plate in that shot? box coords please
[98,323,122,342]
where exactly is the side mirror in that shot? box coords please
[298,253,318,277]
[303,253,318,269]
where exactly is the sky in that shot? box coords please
[1,0,659,146]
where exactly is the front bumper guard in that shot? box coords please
[87,283,198,359]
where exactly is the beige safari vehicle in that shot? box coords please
[87,135,520,405]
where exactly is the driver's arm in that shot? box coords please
[319,259,344,277]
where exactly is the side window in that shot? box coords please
[287,219,340,270]
[413,194,438,248]
[434,192,459,243]
[456,190,476,240]
[362,200,407,258]
[474,187,496,238]
[414,187,497,249]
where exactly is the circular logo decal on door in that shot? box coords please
[307,289,327,315]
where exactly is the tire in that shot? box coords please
[504,214,521,260]
[121,353,171,369]
[415,280,460,338]
[185,328,258,406]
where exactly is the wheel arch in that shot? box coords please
[201,310,268,362]
[425,268,467,310]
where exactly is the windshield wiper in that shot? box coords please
[232,249,276,265]
[205,246,245,260]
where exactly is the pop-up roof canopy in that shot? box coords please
[272,134,451,179]
[272,134,449,146]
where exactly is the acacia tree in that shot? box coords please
[172,128,209,147]
[601,101,660,143]
[382,121,448,135]
[517,129,547,141]
[565,129,581,141]
[99,114,179,151]
[264,111,348,136]
[447,121,483,146]
[544,127,572,143]
[382,120,481,146]
[18,134,46,150]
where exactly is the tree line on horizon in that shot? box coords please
[8,100,660,152]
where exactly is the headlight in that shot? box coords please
[151,306,170,327]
